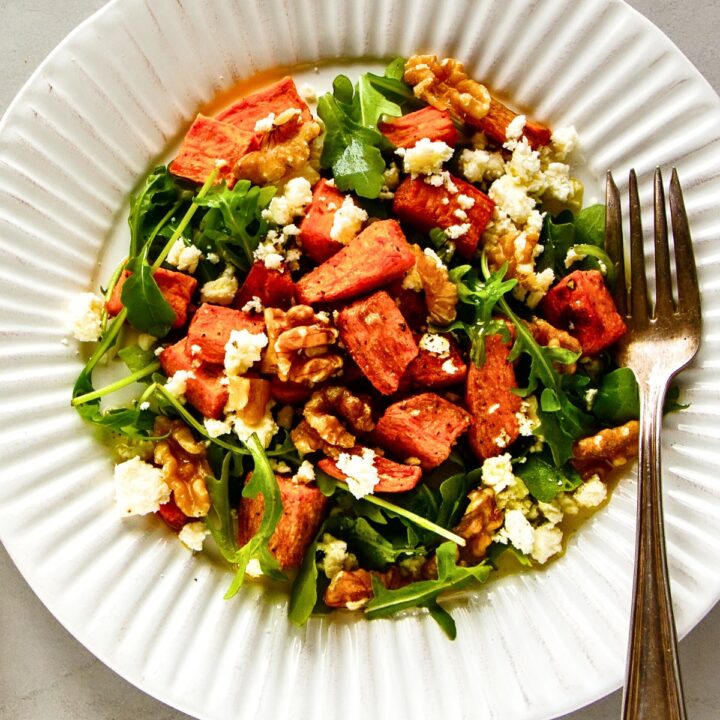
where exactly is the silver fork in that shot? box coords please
[605,168,702,720]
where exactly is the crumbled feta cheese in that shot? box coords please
[293,460,316,484]
[459,148,506,184]
[441,358,459,374]
[457,193,476,210]
[114,456,170,516]
[245,558,263,578]
[166,238,203,274]
[584,388,598,411]
[200,265,238,305]
[204,418,232,438]
[494,428,511,448]
[317,533,357,580]
[489,175,537,225]
[165,370,192,401]
[336,447,379,499]
[497,508,534,554]
[481,453,515,493]
[300,83,318,103]
[574,475,608,508]
[241,295,264,314]
[254,113,276,133]
[315,311,331,323]
[178,521,209,552]
[543,162,574,202]
[423,247,445,268]
[270,459,292,474]
[507,139,544,193]
[262,176,313,226]
[330,195,368,244]
[253,230,285,270]
[531,524,563,564]
[505,114,526,142]
[526,209,545,237]
[515,399,538,436]
[206,252,220,264]
[538,500,564,526]
[68,292,104,342]
[138,401,150,411]
[418,333,450,357]
[551,125,579,161]
[445,223,471,239]
[224,329,268,376]
[397,137,454,177]
[453,208,468,221]
[230,411,278,448]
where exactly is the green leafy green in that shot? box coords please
[206,452,242,560]
[515,453,582,503]
[593,367,640,425]
[365,542,492,639]
[120,255,176,336]
[118,344,156,374]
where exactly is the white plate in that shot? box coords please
[1,1,720,719]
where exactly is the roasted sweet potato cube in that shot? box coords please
[216,76,312,131]
[157,496,190,532]
[336,290,419,395]
[374,393,472,470]
[298,179,350,263]
[318,449,423,493]
[296,219,415,305]
[107,267,197,329]
[540,270,627,356]
[386,280,429,333]
[465,333,522,461]
[237,474,328,570]
[379,106,458,149]
[474,98,551,149]
[233,261,296,311]
[401,334,467,389]
[269,377,313,406]
[187,303,265,365]
[168,115,256,187]
[392,175,494,259]
[159,339,229,419]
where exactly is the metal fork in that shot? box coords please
[605,168,702,720]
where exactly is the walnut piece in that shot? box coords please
[411,244,458,325]
[234,118,322,187]
[572,420,639,479]
[453,487,504,564]
[404,55,491,126]
[153,417,211,518]
[323,566,409,609]
[225,376,271,423]
[262,305,343,385]
[527,317,582,374]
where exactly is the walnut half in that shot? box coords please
[572,420,639,479]
[453,487,504,564]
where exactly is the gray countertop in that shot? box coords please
[1,1,719,718]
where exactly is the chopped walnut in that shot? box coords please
[527,317,582,374]
[295,386,375,455]
[453,487,504,564]
[323,565,409,609]
[225,376,271,423]
[404,55,491,126]
[262,305,343,385]
[234,118,322,187]
[153,417,211,518]
[572,420,639,479]
[410,245,458,325]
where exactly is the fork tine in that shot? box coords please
[605,171,628,316]
[669,168,701,315]
[653,167,674,317]
[628,169,650,321]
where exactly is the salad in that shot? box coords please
[70,55,643,639]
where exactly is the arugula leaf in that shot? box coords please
[288,530,323,626]
[121,256,176,337]
[317,70,401,198]
[515,453,582,503]
[365,542,492,639]
[593,367,640,425]
[365,57,425,112]
[435,473,472,530]
[118,344,155,374]
[205,452,241,560]
[574,204,606,247]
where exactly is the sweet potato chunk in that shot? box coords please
[298,179,349,263]
[169,115,256,187]
[157,496,190,532]
[540,270,627,356]
[336,290,419,395]
[233,261,296,311]
[475,98,552,149]
[318,450,423,493]
[392,175,494,259]
[374,393,472,470]
[296,220,415,305]
[378,106,458,149]
[187,303,265,365]
[269,377,313,405]
[216,76,312,131]
[159,339,229,419]
[401,334,467,389]
[237,474,328,570]
[465,334,522,461]
[107,267,197,329]
[386,281,430,333]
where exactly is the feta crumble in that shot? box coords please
[418,333,450,357]
[229,411,278,448]
[445,223,471,239]
[300,83,318,103]
[200,265,238,305]
[204,418,232,438]
[68,292,104,342]
[224,329,268,376]
[165,370,192,401]
[423,247,445,268]
[336,447,379,499]
[254,112,276,133]
[441,358,459,374]
[329,195,368,245]
[481,453,515,493]
[262,176,313,226]
[458,148,506,184]
[397,137,454,177]
[178,521,209,552]
[114,456,170,517]
[505,114,526,141]
[531,524,563,564]
[241,295,264,314]
[574,475,608,508]
[496,508,534,554]
[253,230,285,270]
[317,533,357,580]
[166,238,202,274]
[293,460,316,484]
[550,125,580,161]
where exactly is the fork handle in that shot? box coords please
[621,379,686,720]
